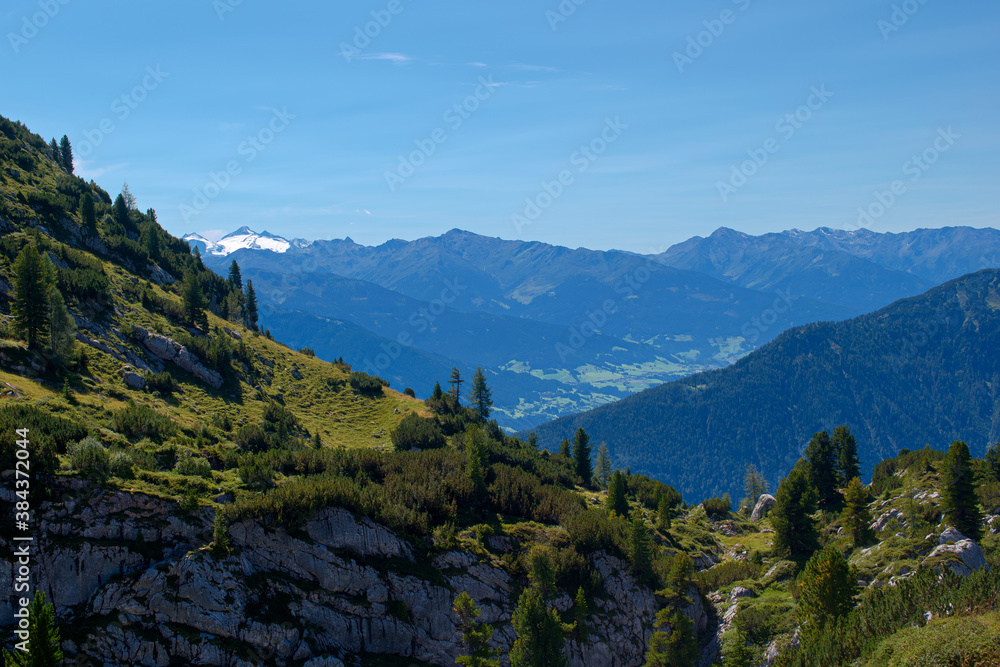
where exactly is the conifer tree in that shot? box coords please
[797,545,858,630]
[448,367,463,403]
[59,135,73,173]
[527,546,557,600]
[723,632,755,667]
[47,286,76,362]
[454,592,501,667]
[594,441,612,488]
[941,440,982,540]
[12,244,52,350]
[771,466,820,559]
[657,493,672,532]
[558,438,571,458]
[528,432,538,449]
[841,477,875,548]
[986,442,1000,482]
[182,272,208,330]
[805,430,840,509]
[432,381,444,400]
[48,137,59,161]
[121,181,137,209]
[228,260,243,291]
[467,366,493,419]
[743,463,769,509]
[572,587,589,641]
[466,428,488,497]
[644,609,697,667]
[2,591,63,666]
[572,427,592,486]
[606,469,629,517]
[113,193,130,233]
[833,425,860,486]
[244,280,259,330]
[79,193,97,230]
[509,586,567,667]
[629,516,654,584]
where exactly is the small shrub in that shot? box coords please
[297,346,315,357]
[68,437,110,479]
[703,494,732,519]
[175,455,212,478]
[109,450,135,479]
[112,402,176,442]
[349,371,388,395]
[144,371,175,394]
[390,413,446,451]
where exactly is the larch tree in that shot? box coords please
[743,463,769,509]
[453,592,501,667]
[448,367,463,403]
[841,477,875,548]
[594,441,612,488]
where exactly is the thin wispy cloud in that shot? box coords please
[353,52,414,64]
[74,160,129,180]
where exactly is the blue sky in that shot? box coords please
[2,0,997,252]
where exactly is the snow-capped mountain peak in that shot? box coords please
[183,228,293,255]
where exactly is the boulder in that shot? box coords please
[751,494,776,521]
[122,370,145,390]
[870,508,904,533]
[939,526,966,544]
[925,539,989,576]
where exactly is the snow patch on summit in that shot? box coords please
[183,228,295,255]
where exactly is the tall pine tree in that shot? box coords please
[771,466,819,559]
[12,245,52,350]
[182,272,208,330]
[509,586,566,667]
[805,430,840,509]
[833,425,860,486]
[448,367,463,403]
[797,545,859,630]
[644,609,697,667]
[453,592,500,667]
[244,280,259,330]
[841,477,875,548]
[594,441,613,488]
[59,135,73,173]
[79,193,97,230]
[606,470,629,517]
[941,440,982,540]
[467,366,493,419]
[572,427,592,486]
[228,260,243,291]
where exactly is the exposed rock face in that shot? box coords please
[1,482,700,667]
[751,494,776,521]
[870,507,904,533]
[132,325,223,388]
[939,526,966,544]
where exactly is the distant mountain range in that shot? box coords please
[188,225,1000,431]
[527,268,1000,503]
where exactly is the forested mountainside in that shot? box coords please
[528,268,1000,503]
[1,113,999,667]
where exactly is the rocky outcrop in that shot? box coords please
[871,507,905,533]
[751,494,776,521]
[2,481,695,667]
[132,325,223,388]
[925,538,989,577]
[121,366,146,389]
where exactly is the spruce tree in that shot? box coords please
[833,425,860,486]
[12,244,52,350]
[771,466,819,559]
[558,438,571,458]
[48,137,59,161]
[228,260,243,291]
[113,193,130,233]
[59,135,73,173]
[182,272,208,330]
[941,440,982,540]
[594,441,612,488]
[805,430,840,509]
[572,427,592,486]
[722,632,755,667]
[79,193,97,230]
[244,280,259,330]
[629,516,654,584]
[454,592,501,667]
[644,609,697,667]
[657,493,672,531]
[47,286,76,362]
[2,591,63,666]
[121,181,137,209]
[432,381,444,400]
[984,442,1000,482]
[466,428,488,497]
[467,366,493,419]
[448,367,463,403]
[606,469,629,517]
[841,477,875,548]
[797,545,858,630]
[510,586,567,667]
